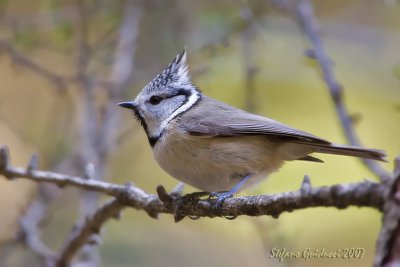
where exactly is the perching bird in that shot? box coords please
[118,50,386,204]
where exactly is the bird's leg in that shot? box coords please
[210,173,253,208]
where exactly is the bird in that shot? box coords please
[118,50,386,205]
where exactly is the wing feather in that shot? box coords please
[180,96,330,145]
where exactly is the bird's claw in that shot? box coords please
[209,191,233,209]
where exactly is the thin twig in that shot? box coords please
[56,2,142,265]
[17,186,58,267]
[294,0,390,181]
[0,39,74,91]
[99,0,141,159]
[0,175,59,266]
[0,152,61,267]
[72,1,103,265]
[1,156,66,266]
[56,198,124,267]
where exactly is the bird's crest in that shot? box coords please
[144,49,193,92]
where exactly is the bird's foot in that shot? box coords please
[208,173,254,210]
[209,191,234,209]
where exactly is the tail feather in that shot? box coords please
[309,143,387,162]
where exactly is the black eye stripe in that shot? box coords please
[148,89,191,105]
[176,89,191,97]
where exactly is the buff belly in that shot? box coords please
[152,132,286,192]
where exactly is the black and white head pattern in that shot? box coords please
[133,49,201,146]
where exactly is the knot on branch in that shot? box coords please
[119,182,159,219]
[156,185,174,204]
[330,83,343,103]
[0,146,10,170]
[84,163,95,180]
[301,175,312,196]
[156,184,188,222]
[87,234,102,246]
[156,184,211,222]
[0,146,13,179]
[27,153,39,174]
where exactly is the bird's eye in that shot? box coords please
[149,95,163,105]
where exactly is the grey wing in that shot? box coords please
[179,96,386,162]
[181,96,330,145]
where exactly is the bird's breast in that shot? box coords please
[152,123,284,192]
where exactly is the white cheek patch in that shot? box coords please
[146,117,161,137]
[149,91,200,138]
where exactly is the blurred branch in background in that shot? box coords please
[57,198,125,267]
[293,0,391,181]
[0,0,141,266]
[0,153,59,267]
[290,1,400,264]
[0,39,74,91]
[61,0,141,266]
[72,0,103,265]
[17,185,58,267]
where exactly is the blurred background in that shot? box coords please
[0,0,399,266]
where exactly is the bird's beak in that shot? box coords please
[118,101,137,110]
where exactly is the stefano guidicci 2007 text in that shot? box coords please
[269,247,365,262]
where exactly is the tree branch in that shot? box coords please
[99,0,141,160]
[17,185,58,267]
[294,0,391,181]
[0,152,59,266]
[0,39,74,91]
[56,198,124,267]
[0,146,387,221]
